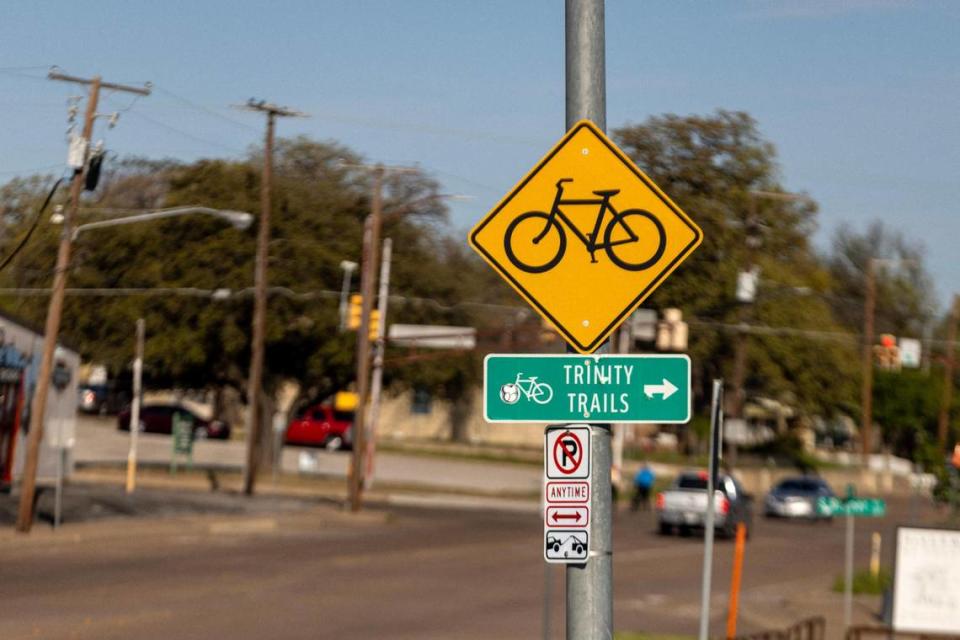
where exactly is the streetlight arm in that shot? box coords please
[72,206,253,239]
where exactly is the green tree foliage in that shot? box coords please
[0,117,945,452]
[0,138,485,415]
[872,368,942,461]
[614,111,858,416]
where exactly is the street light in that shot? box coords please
[70,206,253,239]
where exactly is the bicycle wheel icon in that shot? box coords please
[530,382,553,405]
[604,209,666,271]
[504,211,566,274]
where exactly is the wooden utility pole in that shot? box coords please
[16,70,150,532]
[238,99,305,496]
[348,165,384,512]
[861,258,877,460]
[938,294,959,450]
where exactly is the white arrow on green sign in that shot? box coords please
[484,354,690,423]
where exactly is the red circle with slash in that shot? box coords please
[552,431,584,475]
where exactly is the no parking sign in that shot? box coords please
[544,425,591,563]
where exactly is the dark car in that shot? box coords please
[764,476,835,520]
[117,404,230,440]
[284,404,353,451]
[656,471,754,538]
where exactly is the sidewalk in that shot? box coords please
[1,463,542,532]
[74,415,542,496]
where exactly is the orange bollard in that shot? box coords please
[726,522,747,640]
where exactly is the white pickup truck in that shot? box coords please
[655,471,753,538]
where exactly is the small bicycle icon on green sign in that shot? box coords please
[499,373,554,405]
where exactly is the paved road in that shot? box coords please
[0,490,943,640]
[74,415,540,496]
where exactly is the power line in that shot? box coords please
[305,110,550,147]
[0,176,67,273]
[117,104,245,155]
[154,86,259,132]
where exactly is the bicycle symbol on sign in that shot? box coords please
[499,372,554,406]
[504,178,667,273]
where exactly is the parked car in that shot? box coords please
[764,476,835,520]
[284,403,353,451]
[117,403,230,440]
[655,470,753,538]
[78,383,130,415]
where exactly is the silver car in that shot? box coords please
[764,476,834,520]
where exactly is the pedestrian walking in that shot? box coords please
[631,463,655,511]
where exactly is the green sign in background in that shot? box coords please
[484,354,690,423]
[816,496,886,517]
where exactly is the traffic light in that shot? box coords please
[874,334,901,371]
[369,309,380,341]
[347,294,362,330]
[656,308,688,351]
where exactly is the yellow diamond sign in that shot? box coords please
[469,120,703,353]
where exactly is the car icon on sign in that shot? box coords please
[546,533,587,558]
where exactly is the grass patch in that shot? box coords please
[833,569,891,595]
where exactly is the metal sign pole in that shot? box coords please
[844,512,854,629]
[699,379,724,640]
[565,1,610,638]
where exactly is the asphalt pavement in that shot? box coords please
[0,487,947,640]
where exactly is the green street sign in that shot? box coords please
[484,354,690,423]
[816,496,886,517]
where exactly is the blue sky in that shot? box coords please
[2,1,958,305]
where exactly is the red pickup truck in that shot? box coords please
[284,404,354,450]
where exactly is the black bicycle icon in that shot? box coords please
[504,178,666,273]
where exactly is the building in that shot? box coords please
[0,311,80,492]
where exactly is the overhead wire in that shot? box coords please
[153,86,259,132]
[116,105,246,155]
[0,174,67,273]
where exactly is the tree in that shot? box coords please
[614,111,858,418]
[0,138,476,426]
[827,220,936,339]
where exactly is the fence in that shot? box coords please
[728,616,826,640]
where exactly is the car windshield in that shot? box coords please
[677,474,708,490]
[777,479,825,494]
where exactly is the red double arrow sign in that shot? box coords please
[546,506,589,527]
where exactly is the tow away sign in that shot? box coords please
[486,354,690,423]
[544,425,592,564]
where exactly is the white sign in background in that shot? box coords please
[893,526,960,633]
[898,338,921,368]
[544,425,592,564]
